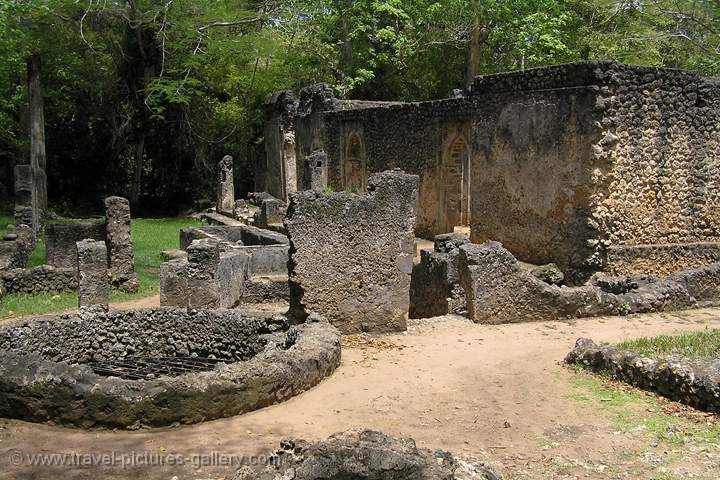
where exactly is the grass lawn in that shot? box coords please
[0,217,202,319]
[0,213,10,238]
[617,328,720,359]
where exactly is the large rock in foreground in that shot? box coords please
[233,430,501,480]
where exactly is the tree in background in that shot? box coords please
[0,0,718,213]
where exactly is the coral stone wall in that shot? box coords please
[266,61,720,280]
[467,82,600,281]
[591,65,720,276]
[0,309,270,364]
[285,170,419,334]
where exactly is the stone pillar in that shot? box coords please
[13,164,38,235]
[307,150,328,193]
[186,239,221,308]
[105,196,138,292]
[217,155,235,214]
[77,239,109,310]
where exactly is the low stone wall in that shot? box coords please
[458,241,720,324]
[45,220,106,269]
[565,338,720,413]
[233,430,501,480]
[0,265,76,294]
[0,310,341,428]
[605,242,720,278]
[162,224,290,308]
[0,226,35,271]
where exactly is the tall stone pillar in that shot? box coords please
[105,196,138,292]
[77,239,109,310]
[13,164,39,235]
[217,155,235,214]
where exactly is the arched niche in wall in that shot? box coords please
[342,132,367,192]
[440,134,471,232]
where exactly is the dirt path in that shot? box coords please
[1,308,719,479]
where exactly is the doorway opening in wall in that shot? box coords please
[343,132,367,192]
[442,135,471,233]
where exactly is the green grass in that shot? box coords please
[0,217,202,319]
[0,213,11,238]
[568,369,720,445]
[617,328,720,359]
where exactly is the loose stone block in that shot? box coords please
[104,196,138,292]
[254,197,286,228]
[76,239,109,310]
[285,169,419,334]
[217,155,235,214]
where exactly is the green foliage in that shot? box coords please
[617,328,720,359]
[1,0,719,211]
[0,217,201,319]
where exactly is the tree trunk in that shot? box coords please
[465,2,481,89]
[339,0,353,83]
[130,130,145,205]
[27,54,47,212]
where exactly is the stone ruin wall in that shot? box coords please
[285,170,419,334]
[275,61,720,282]
[589,64,720,277]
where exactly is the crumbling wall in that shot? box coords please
[456,240,720,324]
[409,233,469,319]
[262,91,298,200]
[271,61,720,281]
[162,224,289,307]
[0,266,76,294]
[285,170,419,334]
[45,220,106,269]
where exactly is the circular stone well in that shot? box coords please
[0,308,340,428]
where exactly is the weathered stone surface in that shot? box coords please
[286,169,419,333]
[530,263,565,286]
[13,164,39,234]
[0,226,34,271]
[254,197,287,228]
[307,150,328,192]
[267,61,720,281]
[217,155,235,214]
[457,240,720,324]
[242,275,290,303]
[566,338,720,413]
[0,265,76,294]
[409,233,469,319]
[46,220,106,269]
[76,239,109,310]
[233,430,501,480]
[163,224,291,308]
[0,310,341,428]
[104,196,138,292]
[159,259,188,307]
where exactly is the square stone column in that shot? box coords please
[105,196,138,292]
[76,239,109,310]
[217,155,235,214]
